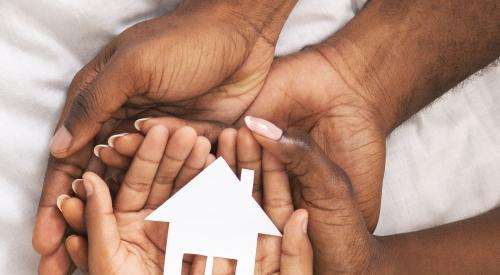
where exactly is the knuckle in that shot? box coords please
[123,178,151,193]
[285,128,316,156]
[66,90,93,129]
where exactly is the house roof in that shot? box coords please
[146,157,281,237]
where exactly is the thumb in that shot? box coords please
[50,60,132,158]
[244,116,353,201]
[280,209,313,275]
[82,172,121,272]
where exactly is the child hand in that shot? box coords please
[58,125,213,274]
[59,126,314,274]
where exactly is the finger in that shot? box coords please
[57,195,86,234]
[280,209,313,275]
[246,116,369,274]
[236,127,262,203]
[216,128,238,173]
[205,153,216,167]
[244,116,353,203]
[50,56,133,158]
[86,154,105,176]
[33,152,89,256]
[83,172,122,270]
[145,126,197,209]
[189,256,206,275]
[115,125,168,211]
[172,136,212,194]
[136,116,228,143]
[213,258,237,275]
[66,235,89,272]
[262,150,294,231]
[108,133,144,157]
[94,144,131,170]
[38,243,74,275]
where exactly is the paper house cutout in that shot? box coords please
[146,157,282,275]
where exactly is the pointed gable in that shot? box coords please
[146,157,281,237]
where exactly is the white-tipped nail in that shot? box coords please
[71,179,83,195]
[108,133,128,148]
[134,117,151,131]
[93,144,109,158]
[56,194,71,212]
[244,116,283,140]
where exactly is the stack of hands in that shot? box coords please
[32,0,500,274]
[56,121,377,274]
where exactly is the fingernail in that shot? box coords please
[134,117,151,131]
[56,194,71,212]
[71,179,83,195]
[83,180,93,196]
[244,116,283,140]
[50,126,72,155]
[93,144,109,158]
[301,211,309,234]
[108,133,128,148]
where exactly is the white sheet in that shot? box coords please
[0,0,499,273]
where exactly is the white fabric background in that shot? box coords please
[0,0,499,273]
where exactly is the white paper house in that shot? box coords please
[146,157,282,275]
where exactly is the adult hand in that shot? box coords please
[248,118,500,274]
[246,119,380,274]
[49,0,298,158]
[34,1,297,272]
[141,48,387,232]
[241,48,387,231]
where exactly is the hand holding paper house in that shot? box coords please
[146,157,282,275]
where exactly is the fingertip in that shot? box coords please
[82,171,106,197]
[205,154,217,167]
[134,117,151,132]
[38,243,73,275]
[66,235,89,271]
[56,194,71,212]
[149,124,169,137]
[195,135,212,151]
[60,197,86,234]
[284,209,310,242]
[177,125,198,139]
[107,133,129,148]
[244,116,283,141]
[49,126,73,158]
[220,127,238,139]
[32,207,66,256]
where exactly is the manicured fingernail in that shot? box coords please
[50,126,72,155]
[244,116,283,140]
[302,212,309,234]
[93,144,109,158]
[134,118,151,131]
[71,179,83,195]
[83,180,93,196]
[56,194,71,212]
[108,133,128,148]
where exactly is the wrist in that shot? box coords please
[366,237,398,275]
[177,0,297,45]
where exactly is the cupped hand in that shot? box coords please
[35,1,297,270]
[60,126,314,274]
[62,124,213,274]
[140,48,388,232]
[246,118,382,275]
[240,48,387,230]
[50,1,298,158]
